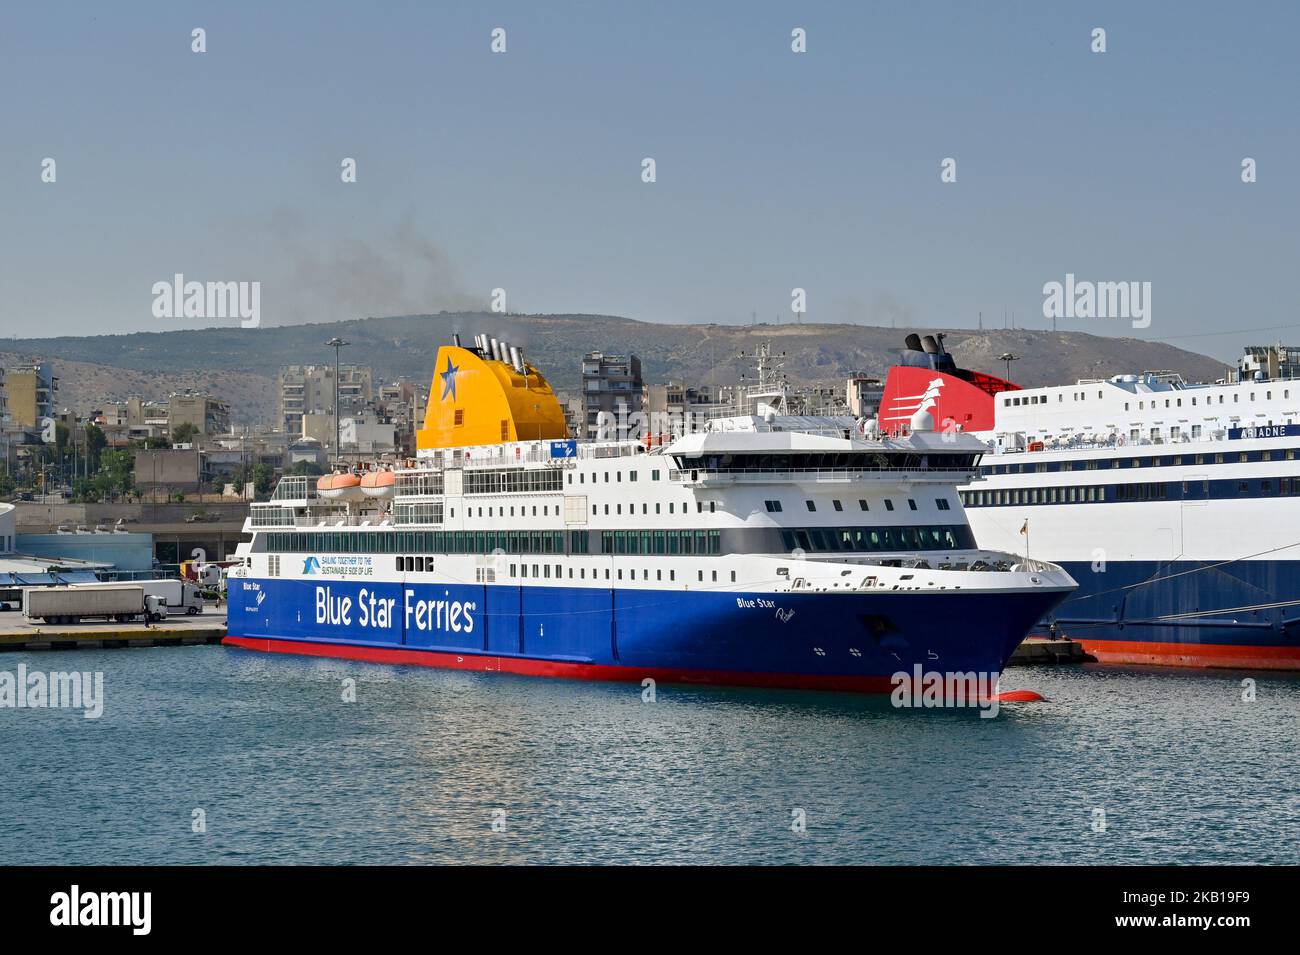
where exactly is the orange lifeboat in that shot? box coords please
[317,472,364,502]
[360,469,396,499]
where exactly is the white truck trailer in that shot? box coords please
[73,579,204,615]
[22,585,164,624]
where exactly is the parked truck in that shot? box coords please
[141,579,205,615]
[22,585,165,624]
[74,579,205,615]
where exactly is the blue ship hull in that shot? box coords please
[225,577,1069,691]
[1048,558,1300,669]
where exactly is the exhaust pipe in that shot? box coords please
[904,333,923,352]
[509,345,524,373]
[921,335,939,354]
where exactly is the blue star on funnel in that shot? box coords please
[440,357,460,400]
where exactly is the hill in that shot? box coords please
[4,313,1232,425]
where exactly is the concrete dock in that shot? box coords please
[0,606,226,651]
[1007,636,1094,666]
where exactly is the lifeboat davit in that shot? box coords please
[360,470,396,499]
[317,472,364,502]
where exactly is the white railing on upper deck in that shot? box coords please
[251,510,391,529]
[673,465,978,485]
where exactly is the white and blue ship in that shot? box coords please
[881,334,1300,670]
[226,335,1075,692]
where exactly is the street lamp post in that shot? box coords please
[325,336,350,466]
[998,352,1019,380]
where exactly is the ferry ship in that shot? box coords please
[224,334,1075,692]
[880,334,1300,670]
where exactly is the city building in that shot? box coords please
[1234,344,1300,382]
[376,380,427,456]
[0,365,10,469]
[339,412,397,455]
[846,374,884,418]
[4,361,57,431]
[278,364,373,438]
[167,391,231,439]
[133,447,207,496]
[581,352,643,440]
[644,380,713,436]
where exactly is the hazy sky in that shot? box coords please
[1,1,1296,360]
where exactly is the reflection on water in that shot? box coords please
[2,648,1296,864]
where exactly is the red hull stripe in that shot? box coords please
[1079,638,1300,670]
[222,635,901,693]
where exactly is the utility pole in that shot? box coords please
[326,336,350,466]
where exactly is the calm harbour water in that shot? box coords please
[2,644,1297,865]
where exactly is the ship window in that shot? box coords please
[730,571,736,582]
[907,499,917,510]
[711,571,718,582]
[697,502,704,513]
[670,570,675,581]
[454,410,464,426]
[617,472,622,482]
[630,471,638,482]
[936,498,950,510]
[415,557,424,572]
[709,502,716,513]
[859,499,869,510]
[884,499,894,511]
[805,500,816,512]
[395,557,403,572]
[698,571,704,582]
[833,499,843,511]
[652,470,661,480]
[765,500,782,512]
